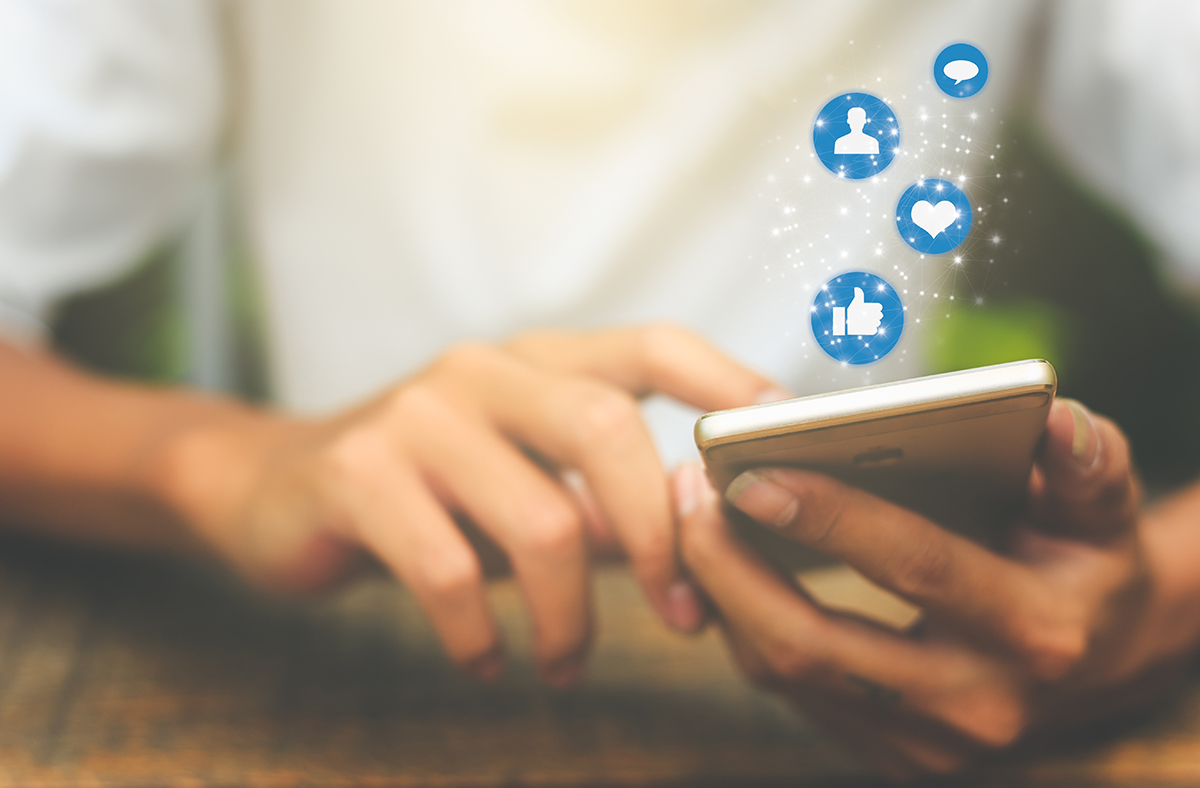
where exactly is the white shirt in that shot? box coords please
[1,0,1198,465]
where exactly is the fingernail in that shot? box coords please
[665,579,706,633]
[755,386,792,405]
[543,656,584,688]
[467,650,505,683]
[1063,400,1099,468]
[725,469,799,528]
[673,462,705,518]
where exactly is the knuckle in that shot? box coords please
[805,496,845,548]
[570,385,641,443]
[785,475,848,548]
[1014,619,1088,681]
[978,721,1024,751]
[679,510,721,572]
[953,695,1027,750]
[1094,468,1135,514]
[761,635,827,682]
[518,499,584,558]
[432,342,500,379]
[638,322,693,363]
[633,530,674,572]
[417,552,485,605]
[324,427,392,484]
[1079,420,1140,512]
[890,537,954,600]
[384,381,443,422]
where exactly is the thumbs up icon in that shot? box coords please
[812,272,903,364]
[832,287,885,336]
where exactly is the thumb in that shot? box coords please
[1033,399,1140,539]
[851,287,865,304]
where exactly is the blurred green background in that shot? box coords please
[51,238,271,403]
[923,123,1200,489]
[49,124,1200,489]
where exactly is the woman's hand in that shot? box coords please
[676,399,1200,779]
[155,325,778,685]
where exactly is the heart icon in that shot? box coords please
[910,200,958,239]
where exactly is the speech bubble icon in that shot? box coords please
[943,59,979,85]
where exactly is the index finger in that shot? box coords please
[724,467,1079,676]
[439,346,705,633]
[505,324,784,411]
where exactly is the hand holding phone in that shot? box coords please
[677,377,1159,780]
[694,360,1057,569]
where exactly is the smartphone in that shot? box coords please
[694,359,1057,570]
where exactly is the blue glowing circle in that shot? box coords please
[934,42,989,98]
[895,179,972,255]
[811,272,905,365]
[812,92,900,180]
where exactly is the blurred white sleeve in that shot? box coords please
[0,0,222,339]
[1038,0,1200,297]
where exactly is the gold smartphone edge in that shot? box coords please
[695,359,1057,451]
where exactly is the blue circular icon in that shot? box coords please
[812,92,900,180]
[934,43,988,98]
[895,179,972,254]
[811,272,904,365]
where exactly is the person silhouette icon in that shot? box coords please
[812,92,898,179]
[833,106,879,155]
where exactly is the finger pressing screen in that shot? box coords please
[398,399,594,687]
[329,431,504,680]
[507,325,784,412]
[449,347,704,633]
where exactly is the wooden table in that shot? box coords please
[0,534,1197,787]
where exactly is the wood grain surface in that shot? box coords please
[0,534,1196,788]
